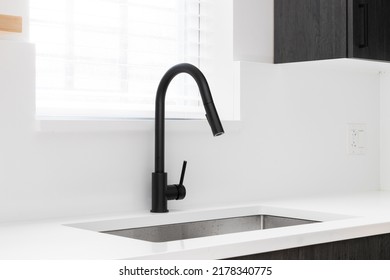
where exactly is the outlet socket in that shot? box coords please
[347,123,366,155]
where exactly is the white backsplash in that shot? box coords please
[0,40,380,222]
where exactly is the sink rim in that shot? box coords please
[66,205,354,235]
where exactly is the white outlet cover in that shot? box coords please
[347,123,367,155]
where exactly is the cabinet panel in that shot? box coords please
[226,233,390,260]
[384,0,390,61]
[352,0,385,60]
[274,0,347,63]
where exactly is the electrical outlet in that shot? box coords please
[347,124,366,155]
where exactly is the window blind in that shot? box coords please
[30,0,203,119]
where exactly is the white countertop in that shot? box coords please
[2,190,390,260]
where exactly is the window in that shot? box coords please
[30,0,204,119]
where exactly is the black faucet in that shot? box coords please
[151,63,224,213]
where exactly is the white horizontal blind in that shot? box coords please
[30,0,204,119]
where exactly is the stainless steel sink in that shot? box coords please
[103,215,318,242]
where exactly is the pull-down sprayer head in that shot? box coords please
[204,101,224,136]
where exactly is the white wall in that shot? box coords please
[380,72,390,190]
[0,39,380,222]
[0,0,382,222]
[233,0,274,63]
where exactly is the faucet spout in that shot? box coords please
[151,63,224,213]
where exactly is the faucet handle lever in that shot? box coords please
[179,160,187,186]
[166,161,187,201]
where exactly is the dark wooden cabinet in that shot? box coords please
[275,0,390,64]
[383,0,390,61]
[351,0,385,60]
[275,0,347,63]
[226,233,390,260]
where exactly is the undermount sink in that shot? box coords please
[103,215,318,242]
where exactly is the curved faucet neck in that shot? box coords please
[156,64,214,105]
[154,63,219,173]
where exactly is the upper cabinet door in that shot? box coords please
[383,0,390,61]
[274,0,347,63]
[352,0,385,60]
[274,0,390,64]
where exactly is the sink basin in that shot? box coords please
[103,215,318,242]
